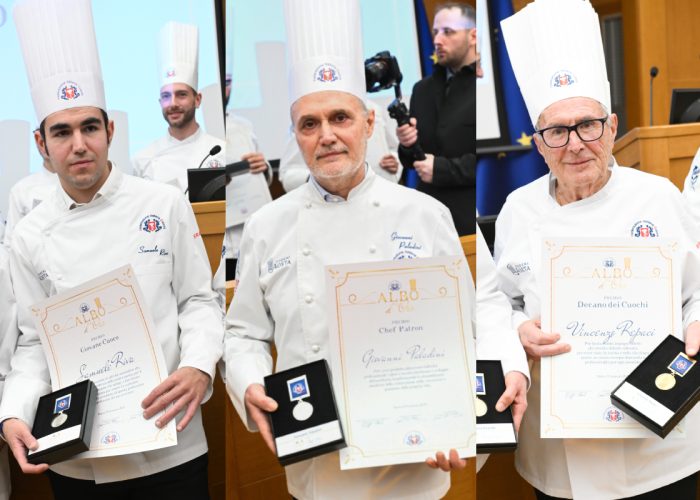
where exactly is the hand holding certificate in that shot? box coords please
[541,238,682,438]
[30,265,177,458]
[326,256,476,469]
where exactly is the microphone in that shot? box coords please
[196,145,222,169]
[185,145,224,195]
[649,66,659,127]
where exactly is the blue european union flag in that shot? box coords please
[476,0,549,217]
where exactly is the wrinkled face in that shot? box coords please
[36,106,113,199]
[291,90,374,185]
[433,7,471,69]
[159,82,201,128]
[534,97,618,193]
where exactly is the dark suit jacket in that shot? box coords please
[399,63,476,235]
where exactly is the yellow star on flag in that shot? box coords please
[430,51,438,64]
[516,131,533,146]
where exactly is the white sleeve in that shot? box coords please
[170,195,224,401]
[278,136,310,193]
[224,218,274,432]
[0,235,52,426]
[494,200,531,330]
[682,147,700,225]
[0,248,20,400]
[475,227,529,382]
[3,187,23,247]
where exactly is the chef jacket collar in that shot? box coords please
[59,161,121,210]
[309,162,370,202]
[548,157,618,205]
[167,124,202,145]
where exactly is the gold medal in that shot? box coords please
[655,372,676,391]
[655,351,696,391]
[475,397,488,417]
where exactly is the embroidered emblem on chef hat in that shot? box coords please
[603,406,624,423]
[57,81,83,101]
[630,220,658,238]
[166,68,176,78]
[314,63,340,83]
[550,70,576,88]
[140,215,166,233]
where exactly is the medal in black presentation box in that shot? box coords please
[475,360,517,453]
[264,360,345,466]
[27,379,98,465]
[611,335,700,437]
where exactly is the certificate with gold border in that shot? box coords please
[31,265,177,458]
[326,256,476,469]
[541,238,682,438]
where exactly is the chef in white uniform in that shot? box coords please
[0,246,19,500]
[224,0,474,498]
[3,149,58,247]
[682,146,700,223]
[278,99,401,192]
[132,21,225,192]
[1,1,222,496]
[496,1,700,498]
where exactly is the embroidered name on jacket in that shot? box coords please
[391,232,422,259]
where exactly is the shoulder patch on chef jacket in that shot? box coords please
[266,256,292,274]
[140,214,166,233]
[691,165,700,191]
[507,262,531,276]
[630,220,658,238]
[208,158,223,169]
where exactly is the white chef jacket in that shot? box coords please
[682,146,700,224]
[278,100,402,193]
[132,126,226,192]
[225,168,472,500]
[494,165,700,499]
[4,168,58,246]
[0,247,18,500]
[1,166,223,483]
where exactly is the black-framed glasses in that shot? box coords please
[535,117,608,148]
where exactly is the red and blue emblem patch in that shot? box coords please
[314,63,340,83]
[57,81,83,101]
[604,406,624,423]
[630,220,658,238]
[166,68,176,78]
[140,214,166,233]
[550,70,576,88]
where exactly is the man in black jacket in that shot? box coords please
[397,2,476,235]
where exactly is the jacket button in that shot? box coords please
[373,200,380,207]
[305,294,314,304]
[369,245,376,253]
[302,247,311,256]
[305,202,312,209]
[311,344,320,353]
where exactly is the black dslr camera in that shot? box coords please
[364,51,425,161]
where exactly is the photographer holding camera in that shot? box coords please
[397,1,476,236]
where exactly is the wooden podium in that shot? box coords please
[613,123,700,190]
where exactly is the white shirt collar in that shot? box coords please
[59,162,121,210]
[309,163,370,203]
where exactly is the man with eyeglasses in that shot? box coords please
[492,1,700,498]
[396,1,476,236]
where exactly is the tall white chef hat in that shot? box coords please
[158,21,199,91]
[501,0,610,127]
[283,0,366,106]
[13,0,106,124]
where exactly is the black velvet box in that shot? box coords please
[475,360,517,453]
[611,335,700,438]
[27,380,98,465]
[264,360,345,466]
